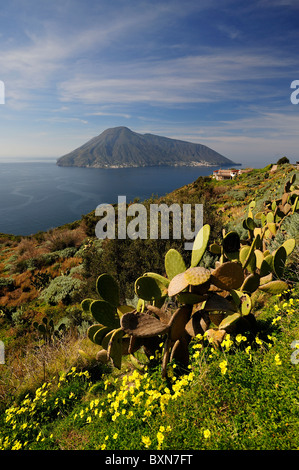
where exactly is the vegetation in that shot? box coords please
[277,156,290,165]
[0,162,298,450]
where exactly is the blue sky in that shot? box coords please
[0,0,298,165]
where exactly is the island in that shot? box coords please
[56,127,238,168]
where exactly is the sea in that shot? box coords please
[0,159,251,236]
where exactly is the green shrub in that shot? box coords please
[0,277,14,292]
[39,276,84,305]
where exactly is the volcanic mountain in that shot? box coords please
[56,127,236,168]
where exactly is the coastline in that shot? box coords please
[56,161,241,169]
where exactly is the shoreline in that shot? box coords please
[56,161,241,169]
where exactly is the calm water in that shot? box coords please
[0,160,242,236]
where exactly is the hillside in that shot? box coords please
[56,126,236,168]
[0,163,298,451]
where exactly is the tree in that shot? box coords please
[277,156,289,165]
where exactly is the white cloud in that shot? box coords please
[88,111,131,119]
[57,49,297,108]
[0,0,298,161]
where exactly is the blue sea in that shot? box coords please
[0,159,246,236]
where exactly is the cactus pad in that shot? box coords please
[90,300,119,328]
[204,293,237,312]
[167,272,189,297]
[176,292,207,305]
[218,312,241,331]
[107,328,124,369]
[135,275,167,301]
[239,246,250,266]
[81,298,94,312]
[96,273,119,307]
[208,312,225,326]
[121,311,170,337]
[241,273,261,294]
[243,217,256,231]
[87,323,105,342]
[258,280,289,294]
[267,222,277,236]
[209,243,222,254]
[165,248,186,280]
[146,304,171,325]
[260,255,273,277]
[210,262,244,290]
[240,293,251,315]
[191,224,210,267]
[101,330,115,350]
[243,236,259,271]
[254,249,264,269]
[170,338,189,366]
[184,266,211,286]
[92,326,112,345]
[205,329,226,347]
[272,246,287,278]
[282,238,295,256]
[96,349,109,363]
[222,231,240,259]
[168,306,192,341]
[185,310,210,336]
[143,272,170,287]
[117,304,135,318]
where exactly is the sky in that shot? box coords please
[0,0,299,165]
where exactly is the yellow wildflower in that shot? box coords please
[219,360,228,375]
[274,354,282,366]
[157,431,164,449]
[142,436,151,448]
[236,334,247,343]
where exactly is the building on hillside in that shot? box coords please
[212,169,238,180]
[212,168,253,180]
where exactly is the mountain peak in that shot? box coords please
[57,127,236,168]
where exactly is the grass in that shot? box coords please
[0,289,298,451]
[0,162,298,451]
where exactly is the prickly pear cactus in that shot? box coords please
[32,316,65,343]
[82,273,134,369]
[128,183,296,374]
[82,171,297,376]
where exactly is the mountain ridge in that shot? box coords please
[56,126,237,168]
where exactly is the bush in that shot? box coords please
[0,277,14,292]
[43,227,86,252]
[277,157,289,165]
[39,275,84,305]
